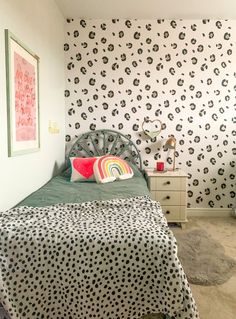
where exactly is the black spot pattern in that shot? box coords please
[64,19,236,209]
[0,197,198,319]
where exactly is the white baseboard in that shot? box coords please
[187,208,232,217]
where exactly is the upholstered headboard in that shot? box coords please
[67,129,142,170]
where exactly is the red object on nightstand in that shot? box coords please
[156,162,164,171]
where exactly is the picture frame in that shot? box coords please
[5,29,40,156]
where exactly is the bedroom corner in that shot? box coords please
[0,0,235,319]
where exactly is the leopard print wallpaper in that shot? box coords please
[64,19,236,209]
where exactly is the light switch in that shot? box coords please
[49,121,60,134]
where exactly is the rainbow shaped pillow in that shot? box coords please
[93,155,134,184]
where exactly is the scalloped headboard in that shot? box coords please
[67,129,142,170]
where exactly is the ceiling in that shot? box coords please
[55,0,236,19]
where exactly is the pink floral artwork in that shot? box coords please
[14,51,36,141]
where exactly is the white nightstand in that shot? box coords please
[145,169,188,228]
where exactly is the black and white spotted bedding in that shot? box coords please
[0,196,199,319]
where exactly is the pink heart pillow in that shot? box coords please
[70,157,97,182]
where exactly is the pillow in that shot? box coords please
[93,155,134,184]
[128,161,143,177]
[60,166,71,179]
[70,157,97,182]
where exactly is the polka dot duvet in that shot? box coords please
[0,196,199,319]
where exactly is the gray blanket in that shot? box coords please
[0,196,199,319]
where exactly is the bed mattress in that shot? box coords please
[17,170,149,207]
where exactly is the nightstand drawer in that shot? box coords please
[149,177,186,191]
[150,191,186,206]
[162,206,181,220]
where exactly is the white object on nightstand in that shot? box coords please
[145,169,188,228]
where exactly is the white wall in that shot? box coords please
[0,0,65,211]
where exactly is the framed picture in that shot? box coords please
[5,29,40,156]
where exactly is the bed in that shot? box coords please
[0,130,199,319]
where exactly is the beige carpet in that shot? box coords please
[175,228,236,285]
[140,218,236,319]
[173,217,236,319]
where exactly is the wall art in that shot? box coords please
[5,30,40,156]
